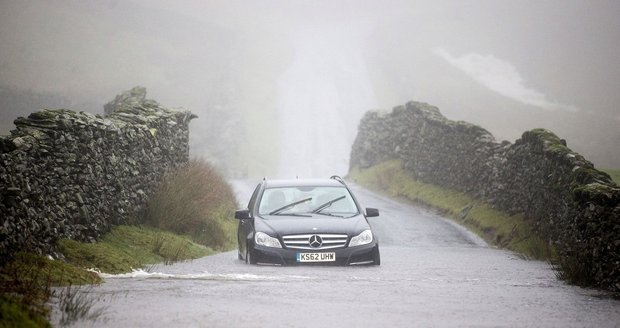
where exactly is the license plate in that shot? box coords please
[296,252,336,263]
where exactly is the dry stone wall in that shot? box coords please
[0,88,196,262]
[350,101,620,291]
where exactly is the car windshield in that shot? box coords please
[258,186,359,217]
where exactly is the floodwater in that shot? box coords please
[49,182,620,327]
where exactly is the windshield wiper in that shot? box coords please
[311,195,346,214]
[271,213,311,217]
[269,197,313,215]
[311,212,345,218]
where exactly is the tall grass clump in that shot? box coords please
[55,285,108,327]
[145,159,237,250]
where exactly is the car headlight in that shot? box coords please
[255,232,282,248]
[349,230,373,247]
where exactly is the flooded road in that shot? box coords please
[51,181,620,327]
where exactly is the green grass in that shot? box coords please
[58,225,214,274]
[1,225,215,327]
[0,296,51,328]
[348,160,555,260]
[1,224,213,326]
[601,168,620,184]
[0,253,101,328]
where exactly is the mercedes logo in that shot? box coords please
[309,235,323,248]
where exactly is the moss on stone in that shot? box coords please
[546,143,572,156]
[572,182,620,206]
[525,128,573,156]
[28,110,58,121]
[528,128,562,142]
[571,166,613,185]
[601,169,620,184]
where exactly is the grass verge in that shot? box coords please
[0,253,101,328]
[1,225,214,327]
[348,160,555,260]
[58,225,214,274]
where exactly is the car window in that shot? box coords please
[258,186,359,216]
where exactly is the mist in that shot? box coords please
[277,22,377,177]
[1,0,619,177]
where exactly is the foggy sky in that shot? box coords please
[1,0,619,175]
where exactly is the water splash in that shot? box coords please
[98,269,315,282]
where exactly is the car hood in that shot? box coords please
[255,214,369,237]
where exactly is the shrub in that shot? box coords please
[145,159,237,250]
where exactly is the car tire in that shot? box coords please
[373,247,381,266]
[246,248,257,265]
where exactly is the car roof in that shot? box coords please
[263,178,345,188]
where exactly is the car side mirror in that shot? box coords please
[365,208,379,217]
[234,209,251,220]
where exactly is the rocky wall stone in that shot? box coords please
[0,88,196,262]
[350,101,620,291]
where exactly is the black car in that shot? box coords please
[235,176,380,266]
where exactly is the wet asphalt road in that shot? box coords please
[51,181,620,327]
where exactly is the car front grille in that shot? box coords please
[282,234,348,250]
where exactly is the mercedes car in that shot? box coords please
[235,176,380,266]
